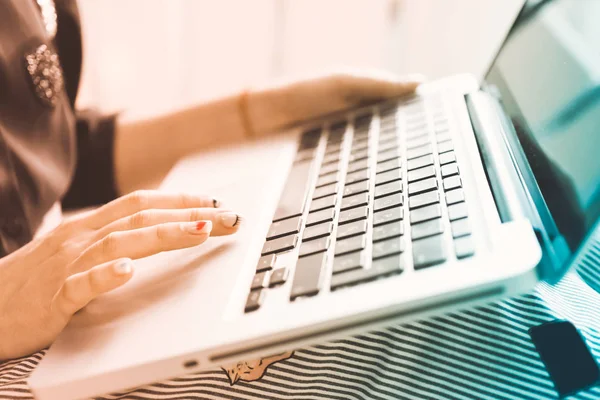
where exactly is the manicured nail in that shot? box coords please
[219,212,242,228]
[114,259,132,275]
[213,198,221,208]
[181,220,212,235]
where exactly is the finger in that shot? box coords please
[86,191,221,229]
[330,69,426,105]
[73,220,213,273]
[54,258,133,317]
[97,208,242,238]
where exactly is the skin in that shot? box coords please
[0,69,421,361]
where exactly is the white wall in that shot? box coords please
[76,0,523,120]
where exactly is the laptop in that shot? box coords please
[29,0,600,398]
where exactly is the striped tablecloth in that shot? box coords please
[2,237,600,400]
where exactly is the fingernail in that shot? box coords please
[181,220,213,235]
[213,198,221,208]
[114,259,132,275]
[219,212,242,228]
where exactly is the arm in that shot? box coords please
[114,71,423,194]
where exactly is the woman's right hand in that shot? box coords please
[0,190,242,361]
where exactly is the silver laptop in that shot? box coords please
[29,0,600,398]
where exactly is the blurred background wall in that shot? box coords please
[75,0,523,120]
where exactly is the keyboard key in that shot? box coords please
[349,149,369,163]
[328,122,347,142]
[348,159,369,173]
[332,251,366,274]
[299,236,330,257]
[407,154,434,171]
[439,151,456,165]
[321,152,340,165]
[267,216,302,241]
[335,234,367,256]
[346,169,370,185]
[273,160,312,222]
[406,144,433,160]
[325,143,342,155]
[441,163,459,178]
[319,162,339,177]
[256,254,276,272]
[410,204,441,224]
[451,218,471,238]
[376,158,400,174]
[377,141,398,154]
[374,193,403,212]
[377,148,401,163]
[448,202,468,221]
[354,113,372,129]
[455,236,475,259]
[251,271,270,290]
[331,254,403,290]
[378,134,398,146]
[406,127,429,140]
[290,252,328,299]
[407,165,436,183]
[338,206,369,225]
[408,177,438,196]
[341,192,369,211]
[438,141,454,154]
[374,180,403,199]
[313,182,338,200]
[411,219,444,240]
[375,169,402,186]
[295,148,316,163]
[446,188,465,205]
[436,133,452,143]
[373,237,405,259]
[373,207,404,227]
[406,135,431,150]
[412,235,448,269]
[337,220,368,240]
[409,191,440,210]
[316,171,340,188]
[303,222,333,241]
[443,176,462,191]
[245,289,265,312]
[351,141,369,153]
[378,132,397,144]
[310,194,337,212]
[261,234,298,256]
[353,133,370,144]
[343,180,370,197]
[306,208,335,226]
[373,221,404,242]
[269,268,289,287]
[299,128,322,149]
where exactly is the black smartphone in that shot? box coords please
[529,320,600,398]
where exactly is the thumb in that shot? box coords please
[335,70,427,104]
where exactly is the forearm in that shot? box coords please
[113,93,247,194]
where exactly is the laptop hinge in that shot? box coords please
[465,90,566,282]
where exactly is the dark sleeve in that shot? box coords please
[61,110,120,209]
[53,0,120,209]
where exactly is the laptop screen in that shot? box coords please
[484,0,600,252]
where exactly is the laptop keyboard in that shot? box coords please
[245,96,476,313]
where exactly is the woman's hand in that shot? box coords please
[247,69,425,135]
[115,69,423,193]
[0,190,241,361]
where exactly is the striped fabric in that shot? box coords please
[2,237,600,400]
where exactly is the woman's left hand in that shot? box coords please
[114,69,423,194]
[246,69,424,135]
